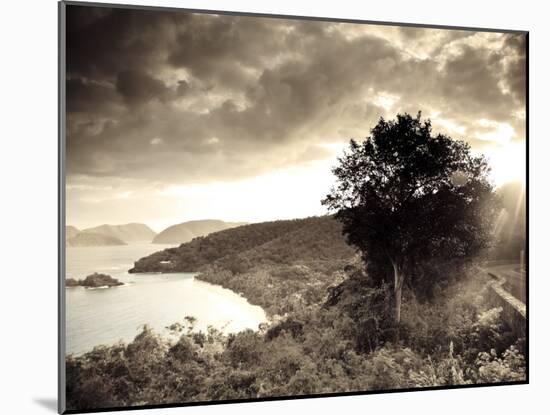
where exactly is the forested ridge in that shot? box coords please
[129,216,354,274]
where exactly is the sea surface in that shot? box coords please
[65,243,266,355]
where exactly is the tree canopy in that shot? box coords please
[322,112,498,323]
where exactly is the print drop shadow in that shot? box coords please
[34,398,57,412]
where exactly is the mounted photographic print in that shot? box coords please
[58,1,528,413]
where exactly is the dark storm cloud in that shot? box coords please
[166,15,288,87]
[435,44,511,120]
[502,34,527,105]
[66,5,526,184]
[115,70,173,106]
[66,6,187,78]
[67,77,120,114]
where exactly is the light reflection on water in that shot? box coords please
[65,243,266,355]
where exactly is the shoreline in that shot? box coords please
[65,270,268,356]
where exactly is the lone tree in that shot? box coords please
[322,112,498,324]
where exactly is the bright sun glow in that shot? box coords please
[482,141,526,186]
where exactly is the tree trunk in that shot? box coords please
[394,284,402,323]
[392,261,405,324]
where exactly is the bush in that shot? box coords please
[225,330,265,369]
[475,344,526,383]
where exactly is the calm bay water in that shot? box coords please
[65,243,266,355]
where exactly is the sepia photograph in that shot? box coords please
[60,1,527,412]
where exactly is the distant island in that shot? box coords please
[81,223,157,243]
[66,223,156,247]
[66,232,127,247]
[152,219,247,244]
[66,273,123,288]
[65,220,247,247]
[66,225,80,239]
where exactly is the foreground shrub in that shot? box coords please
[475,344,526,383]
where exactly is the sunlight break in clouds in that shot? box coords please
[483,141,526,186]
[65,6,526,229]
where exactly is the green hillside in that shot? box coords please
[130,216,350,273]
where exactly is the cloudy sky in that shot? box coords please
[65,5,526,231]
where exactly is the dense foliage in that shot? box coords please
[66,266,525,411]
[197,216,356,315]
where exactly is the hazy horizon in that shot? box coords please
[66,6,526,232]
[66,178,525,234]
